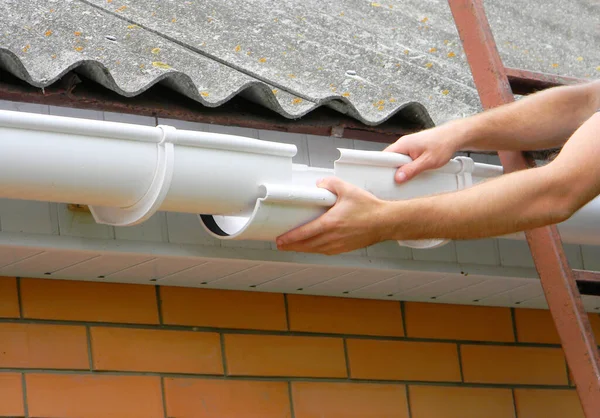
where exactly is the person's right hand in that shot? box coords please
[383,120,467,183]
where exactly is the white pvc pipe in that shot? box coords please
[0,109,598,249]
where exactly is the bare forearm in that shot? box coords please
[380,165,570,241]
[381,113,600,242]
[455,81,600,152]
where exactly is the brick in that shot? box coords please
[590,314,600,344]
[165,378,290,417]
[161,287,287,330]
[224,334,346,378]
[21,279,159,324]
[405,302,514,342]
[514,308,559,344]
[91,327,223,374]
[0,277,19,318]
[0,373,24,417]
[292,382,408,418]
[514,389,584,418]
[347,339,461,382]
[461,345,568,385]
[515,308,600,344]
[0,323,88,369]
[287,295,404,337]
[26,374,163,418]
[409,386,514,418]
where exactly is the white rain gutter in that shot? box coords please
[0,109,598,249]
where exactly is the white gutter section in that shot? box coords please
[0,109,598,249]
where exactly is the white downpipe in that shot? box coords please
[0,109,597,249]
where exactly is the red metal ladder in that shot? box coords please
[447,0,600,416]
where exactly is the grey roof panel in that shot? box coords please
[0,0,597,126]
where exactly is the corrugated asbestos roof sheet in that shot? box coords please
[0,0,598,126]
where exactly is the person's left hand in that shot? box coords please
[276,177,389,255]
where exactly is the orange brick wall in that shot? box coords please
[0,276,597,418]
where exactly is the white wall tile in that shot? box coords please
[499,240,582,269]
[0,199,58,235]
[258,130,309,164]
[156,117,209,131]
[166,212,221,246]
[412,242,457,263]
[366,240,412,260]
[352,140,388,151]
[208,124,259,138]
[498,239,534,267]
[103,111,156,126]
[56,204,115,239]
[581,245,600,271]
[456,239,500,265]
[0,100,49,114]
[563,244,583,269]
[306,135,353,168]
[114,212,168,242]
[221,239,272,250]
[49,105,103,120]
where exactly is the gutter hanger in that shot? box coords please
[0,109,597,249]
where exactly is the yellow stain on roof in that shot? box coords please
[152,61,171,69]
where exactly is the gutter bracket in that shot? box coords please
[455,156,475,190]
[89,125,176,226]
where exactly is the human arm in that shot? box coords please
[388,80,600,182]
[276,113,600,254]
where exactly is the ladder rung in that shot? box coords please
[574,269,600,296]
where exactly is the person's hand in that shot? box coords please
[276,177,388,255]
[384,120,467,183]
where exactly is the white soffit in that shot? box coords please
[0,233,598,312]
